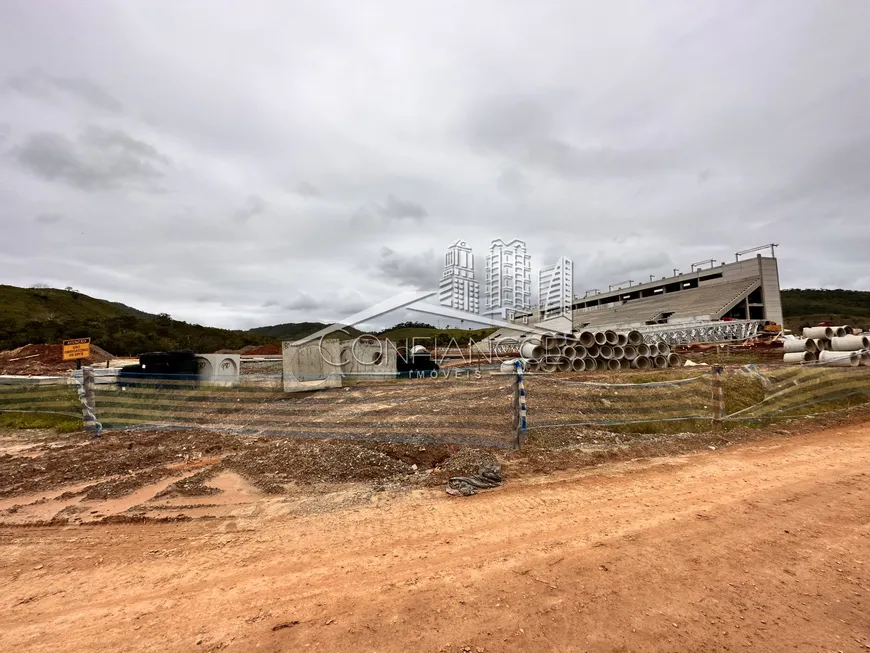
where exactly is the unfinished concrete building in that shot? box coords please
[513,249,782,333]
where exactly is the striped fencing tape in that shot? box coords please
[514,359,527,448]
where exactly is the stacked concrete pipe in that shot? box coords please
[514,330,680,373]
[784,330,868,365]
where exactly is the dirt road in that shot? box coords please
[2,422,869,652]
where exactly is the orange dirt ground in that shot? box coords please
[1,421,869,652]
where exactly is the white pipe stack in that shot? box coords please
[516,330,679,373]
[784,330,868,365]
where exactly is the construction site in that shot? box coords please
[2,246,870,652]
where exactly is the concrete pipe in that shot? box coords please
[623,345,638,361]
[573,345,588,359]
[604,330,618,345]
[553,333,568,348]
[861,351,870,367]
[558,358,573,372]
[803,326,834,339]
[612,345,624,360]
[631,356,651,370]
[572,358,586,372]
[562,345,576,360]
[783,351,814,364]
[830,335,870,351]
[619,358,631,370]
[818,351,860,367]
[544,334,561,352]
[834,327,846,338]
[667,353,682,367]
[654,355,668,369]
[607,359,620,371]
[814,338,830,351]
[594,332,607,346]
[586,344,599,358]
[524,360,540,372]
[656,342,671,357]
[637,344,650,357]
[616,333,628,347]
[783,339,812,353]
[577,331,595,347]
[647,343,659,357]
[540,361,559,373]
[627,330,644,346]
[520,341,544,361]
[598,345,614,360]
[585,358,598,372]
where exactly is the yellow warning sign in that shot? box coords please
[63,337,91,361]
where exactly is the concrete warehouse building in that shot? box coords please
[512,249,782,331]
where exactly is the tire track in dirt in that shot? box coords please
[1,424,869,652]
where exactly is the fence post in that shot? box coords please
[513,360,527,448]
[711,365,725,426]
[76,366,102,437]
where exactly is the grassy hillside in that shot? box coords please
[0,285,152,323]
[0,285,276,355]
[781,288,870,332]
[250,322,362,340]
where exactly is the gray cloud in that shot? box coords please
[376,194,428,221]
[496,168,532,197]
[233,195,266,223]
[5,70,123,113]
[376,246,440,289]
[1,1,869,329]
[295,181,320,198]
[13,126,169,191]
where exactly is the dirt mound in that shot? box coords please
[225,438,412,490]
[0,343,113,375]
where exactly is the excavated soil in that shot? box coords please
[0,343,113,375]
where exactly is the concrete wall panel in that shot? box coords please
[282,340,342,393]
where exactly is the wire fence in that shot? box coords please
[3,363,870,447]
[89,372,517,448]
[522,363,870,434]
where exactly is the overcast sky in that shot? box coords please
[2,1,869,330]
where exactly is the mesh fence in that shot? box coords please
[723,364,870,421]
[4,363,870,446]
[0,383,81,418]
[88,373,517,448]
[524,373,713,430]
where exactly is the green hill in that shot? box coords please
[250,321,362,341]
[780,288,870,332]
[0,285,278,355]
[0,285,152,323]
